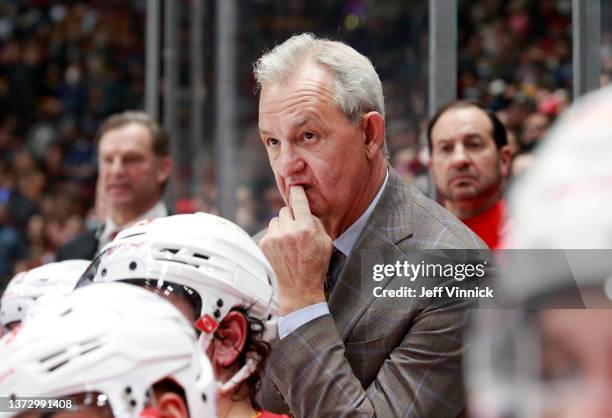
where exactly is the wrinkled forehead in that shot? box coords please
[259,63,336,111]
[431,106,494,143]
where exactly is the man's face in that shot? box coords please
[429,106,509,202]
[258,62,372,232]
[522,112,550,146]
[98,123,170,216]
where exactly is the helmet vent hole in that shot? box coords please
[47,359,69,373]
[129,261,137,270]
[80,344,103,355]
[60,308,73,317]
[101,268,107,277]
[193,253,209,260]
[201,393,207,402]
[40,349,66,364]
[216,299,223,307]
[214,309,221,318]
[161,248,179,255]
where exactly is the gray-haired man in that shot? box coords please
[255,33,486,417]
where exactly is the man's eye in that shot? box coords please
[266,138,279,147]
[124,155,142,164]
[303,132,314,140]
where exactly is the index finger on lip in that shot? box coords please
[289,186,313,224]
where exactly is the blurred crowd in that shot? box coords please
[456,0,571,172]
[0,0,145,279]
[0,0,610,285]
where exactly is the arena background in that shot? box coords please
[0,0,610,288]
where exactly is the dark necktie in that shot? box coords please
[325,247,346,300]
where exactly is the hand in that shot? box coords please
[260,186,333,316]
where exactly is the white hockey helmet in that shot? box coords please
[0,260,90,329]
[77,213,278,392]
[0,282,216,418]
[468,85,612,418]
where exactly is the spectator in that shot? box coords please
[0,159,38,239]
[520,110,550,152]
[428,100,512,249]
[392,147,429,194]
[57,111,173,260]
[0,201,28,283]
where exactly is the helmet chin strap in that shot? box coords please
[217,357,257,395]
[197,322,258,396]
[262,319,278,342]
[201,316,278,395]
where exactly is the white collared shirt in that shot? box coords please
[278,170,389,339]
[97,200,168,252]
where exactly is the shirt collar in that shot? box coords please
[99,201,168,250]
[333,170,389,257]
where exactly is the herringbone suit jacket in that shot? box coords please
[257,167,488,417]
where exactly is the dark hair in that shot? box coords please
[426,100,508,153]
[97,111,170,157]
[215,306,271,411]
[153,378,188,403]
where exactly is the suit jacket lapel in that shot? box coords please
[328,167,414,340]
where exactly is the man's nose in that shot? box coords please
[449,144,470,169]
[108,158,125,175]
[276,144,305,178]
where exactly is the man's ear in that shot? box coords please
[499,145,513,178]
[211,311,247,368]
[156,156,173,186]
[361,112,385,160]
[156,392,189,418]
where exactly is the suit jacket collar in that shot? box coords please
[333,170,389,257]
[363,165,414,245]
[328,166,414,339]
